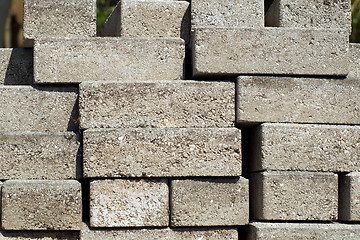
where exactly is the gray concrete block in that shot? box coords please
[266,0,351,33]
[2,180,82,230]
[171,178,249,226]
[191,0,264,29]
[0,132,80,179]
[23,0,96,47]
[0,48,33,85]
[0,231,78,240]
[34,38,184,83]
[0,86,78,132]
[251,123,360,172]
[192,27,349,76]
[250,171,338,221]
[348,43,360,80]
[247,222,360,240]
[339,173,360,221]
[81,228,238,240]
[83,128,241,178]
[79,80,234,129]
[90,179,169,227]
[104,0,190,43]
[236,76,360,125]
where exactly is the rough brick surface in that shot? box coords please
[171,178,249,226]
[0,132,80,179]
[339,173,360,221]
[0,86,78,132]
[90,179,169,227]
[192,27,348,76]
[348,43,360,80]
[2,180,82,230]
[250,171,338,221]
[79,80,234,129]
[0,48,33,85]
[251,123,360,172]
[34,38,184,83]
[248,222,360,240]
[0,231,78,240]
[236,76,360,125]
[23,0,96,47]
[83,128,241,178]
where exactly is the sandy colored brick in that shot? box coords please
[23,0,96,47]
[34,38,184,83]
[90,179,169,227]
[348,43,360,80]
[192,27,348,77]
[0,86,78,132]
[1,180,82,230]
[339,173,360,221]
[171,178,249,226]
[236,76,360,125]
[79,80,234,129]
[0,231,78,240]
[250,171,338,221]
[251,123,360,172]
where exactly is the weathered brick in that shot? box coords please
[0,231,78,240]
[251,123,360,172]
[192,27,348,76]
[34,38,184,83]
[2,180,82,230]
[171,178,249,226]
[339,173,360,221]
[248,222,360,240]
[79,80,234,129]
[348,43,360,80]
[84,128,241,178]
[0,48,33,85]
[250,171,338,221]
[23,0,96,47]
[90,179,169,227]
[0,86,78,132]
[236,76,360,125]
[0,132,79,179]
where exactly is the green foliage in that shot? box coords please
[96,0,118,36]
[352,0,360,42]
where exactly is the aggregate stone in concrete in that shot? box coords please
[171,178,249,226]
[250,171,338,221]
[1,180,82,230]
[0,132,79,179]
[105,0,190,43]
[339,173,360,221]
[247,222,360,240]
[192,27,349,77]
[348,43,360,80]
[251,123,360,172]
[0,230,78,240]
[90,179,169,227]
[191,0,264,29]
[266,0,351,33]
[0,48,33,85]
[34,38,184,83]
[0,86,78,132]
[80,228,238,240]
[79,80,234,129]
[83,128,241,178]
[236,76,360,126]
[23,0,96,47]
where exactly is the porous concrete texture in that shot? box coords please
[236,76,360,125]
[80,228,238,240]
[1,180,82,230]
[339,173,360,221]
[23,0,96,47]
[34,38,185,83]
[191,0,264,29]
[0,86,78,132]
[79,80,234,129]
[247,222,360,240]
[171,178,249,226]
[0,231,78,240]
[104,0,190,43]
[90,179,169,227]
[348,43,360,80]
[250,171,338,221]
[266,0,351,33]
[0,48,33,85]
[250,123,360,172]
[192,27,349,76]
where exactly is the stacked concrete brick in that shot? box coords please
[0,0,358,239]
